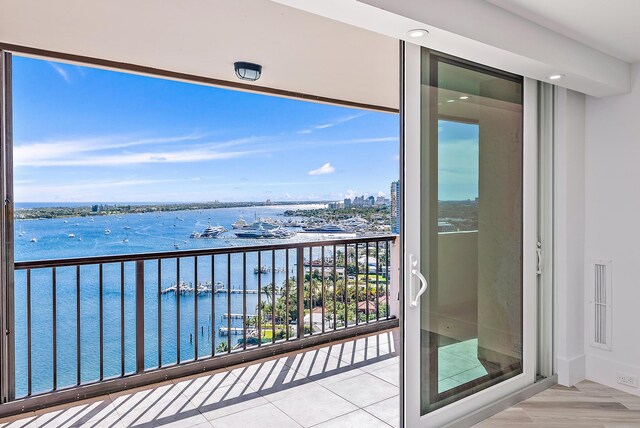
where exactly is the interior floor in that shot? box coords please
[473,380,640,427]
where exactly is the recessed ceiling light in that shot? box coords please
[408,29,429,38]
[549,74,564,80]
[446,99,455,103]
[459,96,469,100]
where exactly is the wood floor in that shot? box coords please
[474,380,640,427]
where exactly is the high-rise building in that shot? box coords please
[390,181,400,234]
[344,198,352,207]
[367,195,375,206]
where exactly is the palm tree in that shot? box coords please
[216,341,228,353]
[262,283,274,305]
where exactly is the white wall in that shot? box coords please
[554,87,586,387]
[584,64,640,396]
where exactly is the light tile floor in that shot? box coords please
[438,338,487,393]
[0,329,400,428]
[4,331,637,428]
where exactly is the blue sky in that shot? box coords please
[438,120,479,201]
[12,56,399,203]
[12,56,479,203]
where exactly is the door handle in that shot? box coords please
[409,254,428,307]
[536,241,542,275]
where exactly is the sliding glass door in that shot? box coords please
[403,44,537,426]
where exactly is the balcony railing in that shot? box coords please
[6,235,398,414]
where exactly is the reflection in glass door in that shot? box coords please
[419,49,524,414]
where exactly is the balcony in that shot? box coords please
[0,329,399,427]
[4,236,400,420]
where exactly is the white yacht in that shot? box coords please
[105,229,111,235]
[68,233,75,238]
[200,224,225,238]
[232,218,249,229]
[302,224,348,233]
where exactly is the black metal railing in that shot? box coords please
[11,235,396,402]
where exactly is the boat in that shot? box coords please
[254,265,270,274]
[234,227,271,239]
[232,218,249,229]
[30,237,37,243]
[105,229,111,235]
[124,226,131,230]
[189,231,201,238]
[161,282,193,295]
[302,224,348,233]
[273,228,296,238]
[122,239,129,243]
[68,233,75,238]
[234,224,295,239]
[200,224,225,238]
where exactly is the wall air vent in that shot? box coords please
[590,260,612,350]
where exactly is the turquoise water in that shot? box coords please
[13,204,332,397]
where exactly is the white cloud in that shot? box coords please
[298,113,366,134]
[344,189,358,199]
[49,62,71,83]
[15,178,179,202]
[13,134,261,167]
[308,163,335,176]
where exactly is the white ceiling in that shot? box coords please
[0,0,399,110]
[486,0,640,63]
[278,0,630,97]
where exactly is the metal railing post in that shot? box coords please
[135,260,145,374]
[0,50,15,403]
[296,247,305,339]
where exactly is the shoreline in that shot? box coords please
[14,201,330,220]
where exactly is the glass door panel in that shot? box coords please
[402,43,534,427]
[419,49,524,414]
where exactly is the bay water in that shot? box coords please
[13,204,326,397]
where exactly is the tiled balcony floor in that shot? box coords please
[0,329,400,428]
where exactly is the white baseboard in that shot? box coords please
[586,353,640,397]
[556,354,586,386]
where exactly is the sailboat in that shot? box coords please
[173,221,179,249]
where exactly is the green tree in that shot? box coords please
[216,341,228,353]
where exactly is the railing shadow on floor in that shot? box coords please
[13,329,399,428]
